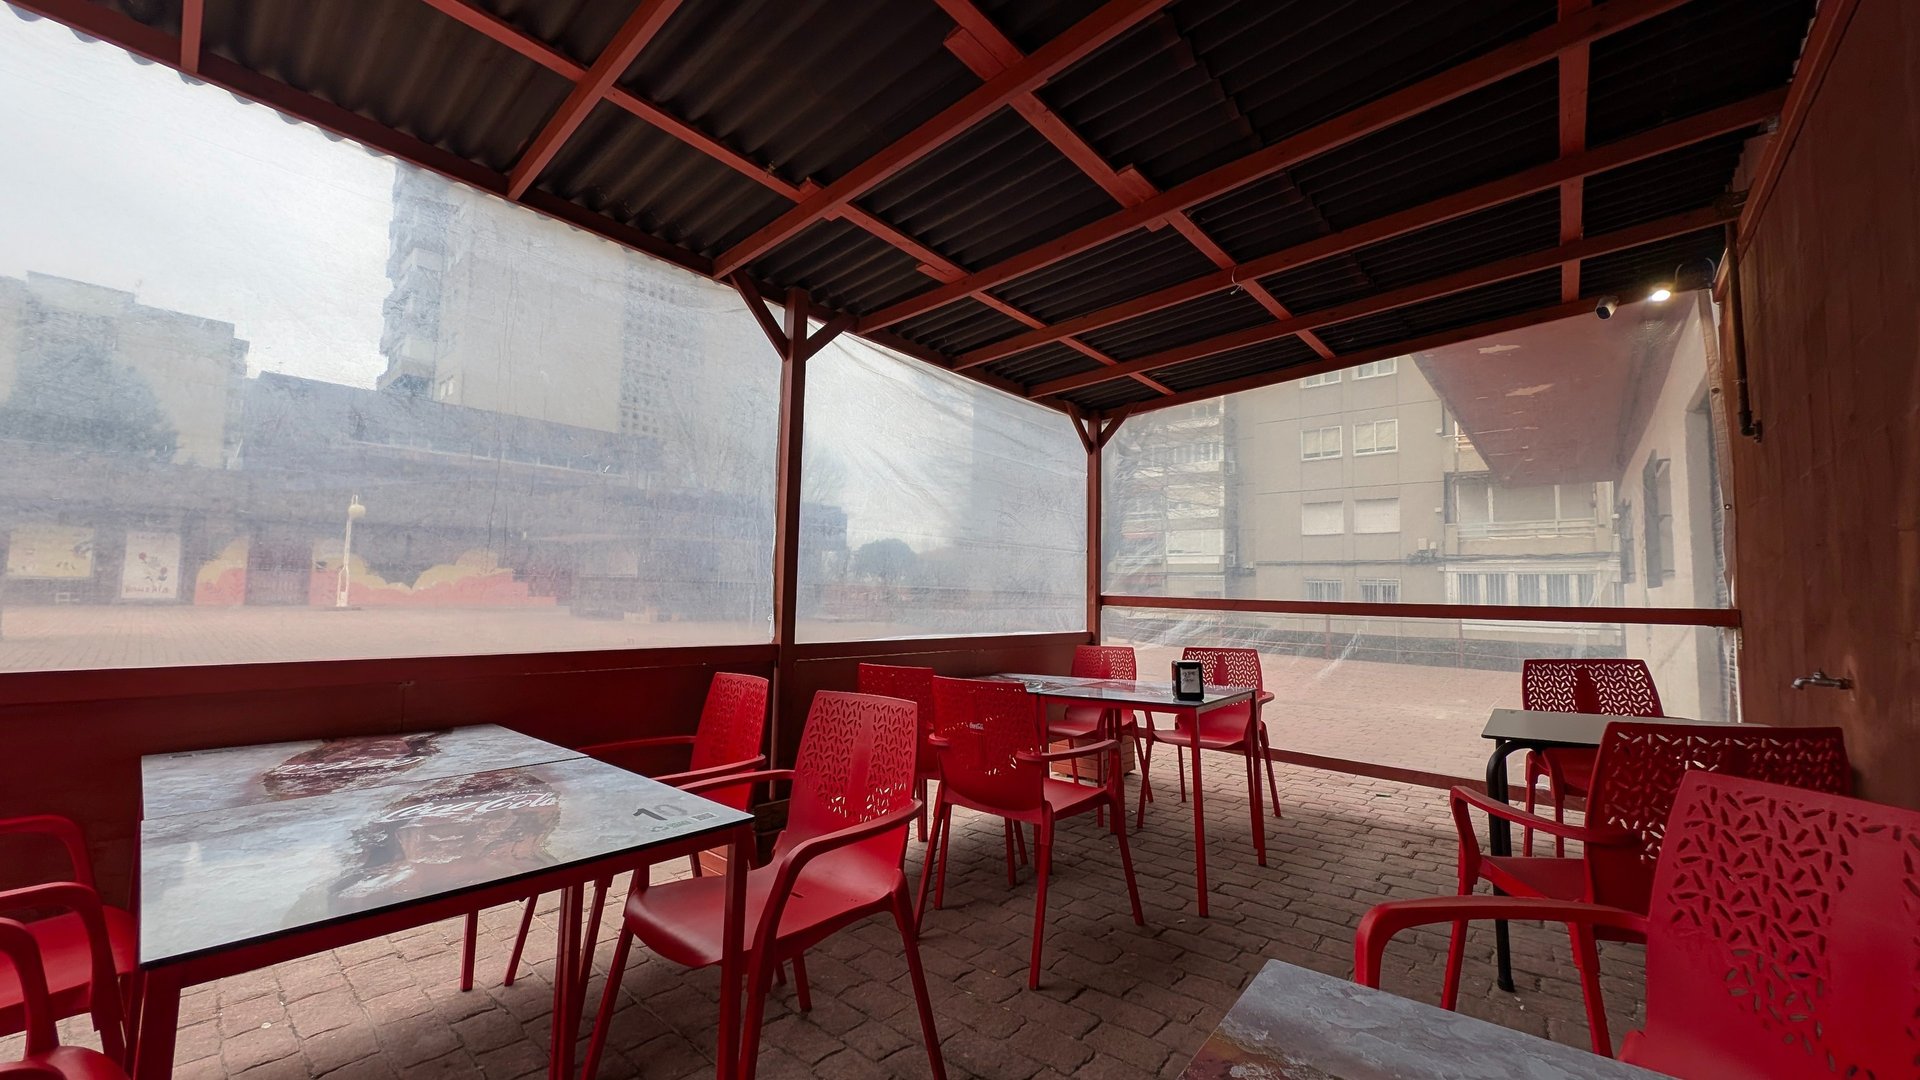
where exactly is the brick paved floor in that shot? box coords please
[11,754,1646,1078]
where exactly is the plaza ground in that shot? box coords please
[0,607,1514,779]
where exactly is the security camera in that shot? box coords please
[1595,295,1620,320]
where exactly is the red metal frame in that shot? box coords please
[505,0,689,200]
[1557,0,1592,301]
[859,0,1695,333]
[1101,593,1740,628]
[177,0,202,74]
[1031,205,1734,397]
[951,93,1782,372]
[711,0,1178,277]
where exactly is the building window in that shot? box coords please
[1353,497,1400,533]
[1304,579,1343,601]
[1455,572,1509,605]
[1301,426,1342,460]
[1298,371,1340,388]
[1359,578,1399,603]
[434,375,457,401]
[1350,357,1399,379]
[1353,419,1399,456]
[1515,572,1595,607]
[1643,456,1674,584]
[1301,501,1344,536]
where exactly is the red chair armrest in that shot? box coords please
[656,755,767,789]
[680,768,793,798]
[0,816,92,888]
[0,919,58,1056]
[1354,895,1648,989]
[758,800,923,943]
[0,884,125,1057]
[1450,785,1630,845]
[1017,738,1120,764]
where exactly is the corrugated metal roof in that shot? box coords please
[22,0,1818,415]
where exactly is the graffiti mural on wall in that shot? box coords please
[308,546,554,608]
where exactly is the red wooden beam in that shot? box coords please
[506,0,689,201]
[711,0,1177,277]
[1032,205,1731,397]
[178,0,203,73]
[1103,593,1741,628]
[1558,0,1593,301]
[952,92,1783,371]
[860,0,1694,333]
[1107,297,1596,416]
[1735,0,1862,253]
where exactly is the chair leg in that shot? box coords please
[1246,746,1268,867]
[915,794,947,926]
[1131,731,1153,806]
[1134,736,1155,831]
[580,925,634,1080]
[1003,819,1019,886]
[934,802,954,912]
[502,895,537,987]
[1523,757,1542,857]
[1027,820,1054,991]
[1260,727,1282,819]
[577,876,609,988]
[1111,796,1144,926]
[739,943,781,1080]
[1552,785,1569,859]
[790,951,812,1013]
[916,778,929,843]
[1569,925,1612,1056]
[1441,917,1467,1011]
[1013,820,1029,865]
[459,910,478,992]
[890,883,949,1080]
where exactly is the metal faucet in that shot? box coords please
[1790,670,1853,690]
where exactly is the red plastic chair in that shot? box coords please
[0,918,128,1079]
[1518,658,1664,856]
[1045,646,1151,797]
[916,677,1144,989]
[1358,772,1916,1076]
[0,817,133,1064]
[581,691,944,1080]
[464,671,769,991]
[856,663,937,842]
[1134,647,1280,861]
[1439,721,1849,1052]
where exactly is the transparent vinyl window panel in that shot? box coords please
[796,338,1085,641]
[0,17,779,670]
[1103,295,1733,614]
[1104,606,1740,779]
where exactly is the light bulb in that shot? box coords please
[1648,287,1672,302]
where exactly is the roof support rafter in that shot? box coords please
[1032,205,1734,397]
[950,92,1782,371]
[1110,297,1598,418]
[934,1,1333,366]
[860,0,1695,333]
[179,0,203,73]
[506,0,689,200]
[711,0,1178,277]
[1558,0,1593,301]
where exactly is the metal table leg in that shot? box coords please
[1483,739,1515,993]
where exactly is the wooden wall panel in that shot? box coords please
[1731,0,1920,805]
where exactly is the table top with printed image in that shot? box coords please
[987,673,1255,710]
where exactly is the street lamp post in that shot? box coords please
[336,494,366,609]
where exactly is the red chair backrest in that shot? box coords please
[930,677,1045,814]
[1633,772,1919,1078]
[856,663,937,776]
[1582,722,1851,913]
[775,691,920,869]
[687,672,770,774]
[1182,646,1263,691]
[1071,645,1136,680]
[1521,658,1664,716]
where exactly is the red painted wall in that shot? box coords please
[1731,1,1920,806]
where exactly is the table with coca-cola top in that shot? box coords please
[134,725,755,1080]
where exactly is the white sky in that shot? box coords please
[0,7,393,386]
